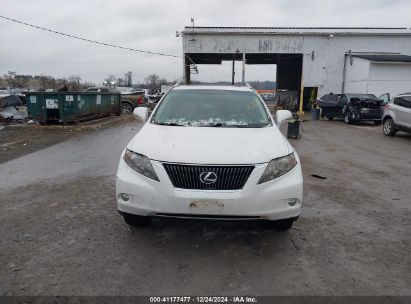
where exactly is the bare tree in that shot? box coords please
[38,75,49,90]
[124,71,133,87]
[67,75,81,91]
[144,74,162,93]
[12,75,27,88]
[4,71,16,88]
[159,78,167,86]
[116,77,125,87]
[104,75,116,86]
[81,80,95,90]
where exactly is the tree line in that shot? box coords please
[1,71,175,93]
[0,72,94,91]
[104,73,175,93]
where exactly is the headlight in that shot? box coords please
[258,152,297,184]
[123,149,159,181]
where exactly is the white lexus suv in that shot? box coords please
[116,84,303,230]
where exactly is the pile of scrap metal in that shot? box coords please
[273,90,299,112]
[0,90,29,123]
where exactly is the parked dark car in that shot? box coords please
[317,93,384,124]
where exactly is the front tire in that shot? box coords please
[344,110,353,124]
[123,214,152,227]
[121,102,133,114]
[383,118,396,136]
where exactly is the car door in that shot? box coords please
[318,94,337,117]
[393,96,411,129]
[379,93,390,105]
[333,94,346,117]
[399,96,411,129]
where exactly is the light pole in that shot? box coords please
[232,49,240,84]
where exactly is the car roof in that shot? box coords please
[344,93,375,95]
[172,84,254,92]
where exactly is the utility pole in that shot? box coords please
[232,54,235,85]
[232,49,240,85]
[242,53,246,83]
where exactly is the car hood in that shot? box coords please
[127,123,291,164]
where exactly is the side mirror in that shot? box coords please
[133,107,148,122]
[276,110,292,126]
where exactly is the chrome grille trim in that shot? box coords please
[163,163,254,190]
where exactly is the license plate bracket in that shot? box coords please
[189,199,224,213]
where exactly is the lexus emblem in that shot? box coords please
[199,171,218,184]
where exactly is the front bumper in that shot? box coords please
[359,108,383,121]
[116,156,303,221]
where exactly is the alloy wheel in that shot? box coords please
[121,102,133,114]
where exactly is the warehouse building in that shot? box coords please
[344,54,411,98]
[181,27,411,111]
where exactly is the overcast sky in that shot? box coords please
[0,0,409,85]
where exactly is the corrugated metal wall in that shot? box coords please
[183,33,411,96]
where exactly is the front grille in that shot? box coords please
[163,163,254,190]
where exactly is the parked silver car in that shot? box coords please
[382,93,411,136]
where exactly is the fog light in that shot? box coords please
[288,198,299,206]
[120,193,131,201]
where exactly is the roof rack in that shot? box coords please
[243,82,254,89]
[171,80,184,88]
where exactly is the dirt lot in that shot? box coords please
[0,126,79,164]
[0,115,133,164]
[0,118,410,296]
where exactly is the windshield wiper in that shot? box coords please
[207,123,223,127]
[154,121,184,126]
[229,123,269,128]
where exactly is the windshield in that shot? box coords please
[151,89,271,128]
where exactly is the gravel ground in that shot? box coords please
[0,126,79,164]
[0,115,134,164]
[0,118,410,296]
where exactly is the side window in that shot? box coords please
[330,95,339,102]
[403,96,411,109]
[320,95,329,101]
[321,95,337,102]
[394,97,406,108]
[339,96,347,103]
[379,93,390,104]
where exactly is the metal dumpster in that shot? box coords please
[26,92,121,124]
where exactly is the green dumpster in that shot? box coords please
[26,92,121,124]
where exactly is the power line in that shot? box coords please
[0,15,181,58]
[0,14,309,77]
